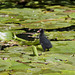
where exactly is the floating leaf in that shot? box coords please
[12,72,26,75]
[37,41,75,54]
[0,71,9,75]
[0,31,13,41]
[46,31,75,40]
[32,31,75,40]
[0,59,11,71]
[69,13,75,18]
[10,61,31,70]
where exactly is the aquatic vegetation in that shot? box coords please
[0,5,75,74]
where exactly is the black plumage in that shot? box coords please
[37,29,52,52]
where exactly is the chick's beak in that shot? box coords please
[37,30,40,33]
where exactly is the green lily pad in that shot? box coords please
[37,41,75,53]
[33,31,75,40]
[47,31,75,40]
[10,61,31,70]
[61,70,75,75]
[69,13,75,18]
[12,72,26,75]
[9,30,26,35]
[0,8,74,30]
[43,70,75,75]
[0,59,11,71]
[0,31,13,41]
[5,46,25,54]
[22,21,73,29]
[0,71,9,75]
[0,41,75,73]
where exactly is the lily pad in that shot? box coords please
[46,31,75,40]
[37,41,75,54]
[22,21,73,29]
[69,13,75,18]
[10,61,31,70]
[0,31,13,41]
[32,31,75,40]
[43,70,75,75]
[0,71,9,75]
[0,59,11,71]
[0,8,74,30]
[0,41,75,74]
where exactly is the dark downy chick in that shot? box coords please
[37,29,52,52]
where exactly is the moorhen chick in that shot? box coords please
[37,29,52,52]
